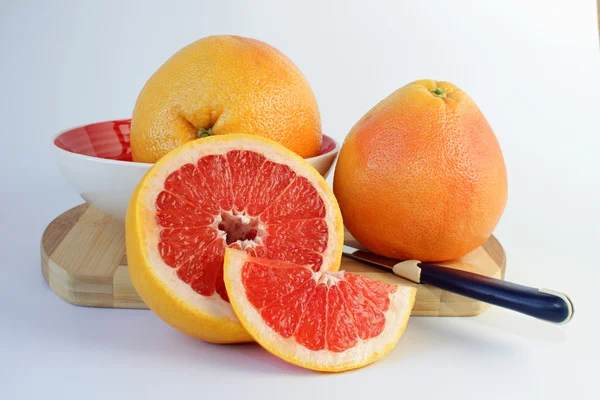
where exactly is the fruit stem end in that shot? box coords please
[197,128,213,138]
[430,87,447,98]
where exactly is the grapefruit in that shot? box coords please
[333,79,508,262]
[126,134,344,343]
[131,35,322,163]
[224,248,416,372]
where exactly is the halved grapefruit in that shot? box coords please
[126,134,344,343]
[223,248,417,372]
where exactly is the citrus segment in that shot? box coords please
[126,134,344,344]
[224,249,416,371]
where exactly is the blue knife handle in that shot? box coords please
[418,263,573,324]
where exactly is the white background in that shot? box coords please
[1,0,599,398]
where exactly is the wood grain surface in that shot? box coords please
[41,204,506,316]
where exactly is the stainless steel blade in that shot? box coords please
[342,245,397,270]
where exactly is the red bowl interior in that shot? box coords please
[54,119,336,161]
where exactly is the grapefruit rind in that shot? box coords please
[223,248,417,371]
[127,190,251,342]
[126,134,344,344]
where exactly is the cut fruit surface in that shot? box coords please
[223,248,417,372]
[126,134,344,344]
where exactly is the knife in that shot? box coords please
[343,245,574,324]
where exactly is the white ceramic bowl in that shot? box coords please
[53,119,339,220]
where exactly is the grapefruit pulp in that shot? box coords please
[126,134,344,344]
[224,249,417,372]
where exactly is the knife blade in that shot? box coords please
[343,245,574,324]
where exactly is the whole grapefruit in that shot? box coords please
[333,79,507,262]
[131,35,322,162]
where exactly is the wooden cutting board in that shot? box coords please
[41,204,506,316]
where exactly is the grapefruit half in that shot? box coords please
[223,248,417,372]
[126,134,344,343]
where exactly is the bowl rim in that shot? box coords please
[51,119,339,167]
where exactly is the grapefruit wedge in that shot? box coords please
[223,248,417,372]
[126,134,344,344]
